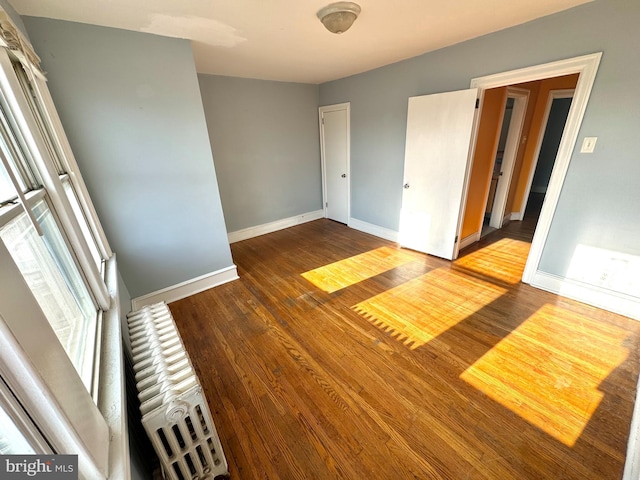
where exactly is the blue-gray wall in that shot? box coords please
[319,0,640,280]
[198,74,322,232]
[23,17,234,298]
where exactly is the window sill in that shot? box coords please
[98,253,131,480]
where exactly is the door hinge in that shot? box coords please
[454,235,459,243]
[326,202,328,207]
[475,98,480,109]
[322,117,324,125]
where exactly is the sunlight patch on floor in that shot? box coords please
[455,238,531,284]
[301,246,417,293]
[352,268,506,349]
[461,303,630,446]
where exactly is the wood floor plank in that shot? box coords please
[169,217,640,479]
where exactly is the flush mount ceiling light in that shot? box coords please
[317,2,361,34]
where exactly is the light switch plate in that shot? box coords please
[581,137,597,153]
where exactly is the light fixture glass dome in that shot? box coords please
[317,2,361,34]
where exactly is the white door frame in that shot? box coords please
[516,88,575,220]
[318,102,351,224]
[466,52,602,284]
[488,87,530,229]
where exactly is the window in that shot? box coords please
[13,63,104,269]
[0,71,104,394]
[0,158,14,202]
[63,176,103,268]
[0,404,35,455]
[0,198,98,391]
[0,375,51,455]
[0,10,123,479]
[0,113,37,204]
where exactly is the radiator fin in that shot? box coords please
[127,302,229,479]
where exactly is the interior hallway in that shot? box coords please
[474,190,544,251]
[170,217,640,479]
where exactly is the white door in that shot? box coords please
[319,104,350,224]
[489,88,529,228]
[400,88,478,259]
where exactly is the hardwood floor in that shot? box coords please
[169,218,640,479]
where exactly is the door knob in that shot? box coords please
[341,174,347,178]
[403,183,410,189]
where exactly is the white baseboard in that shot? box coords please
[228,210,324,243]
[131,265,239,311]
[530,271,640,321]
[460,232,480,249]
[510,211,522,221]
[348,217,398,242]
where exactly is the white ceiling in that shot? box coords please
[10,0,591,84]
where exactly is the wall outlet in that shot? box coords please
[581,137,597,153]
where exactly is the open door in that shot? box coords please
[399,88,478,259]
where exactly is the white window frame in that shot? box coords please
[0,241,109,479]
[0,48,110,309]
[0,9,129,480]
[19,63,113,261]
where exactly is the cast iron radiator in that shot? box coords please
[127,302,228,480]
